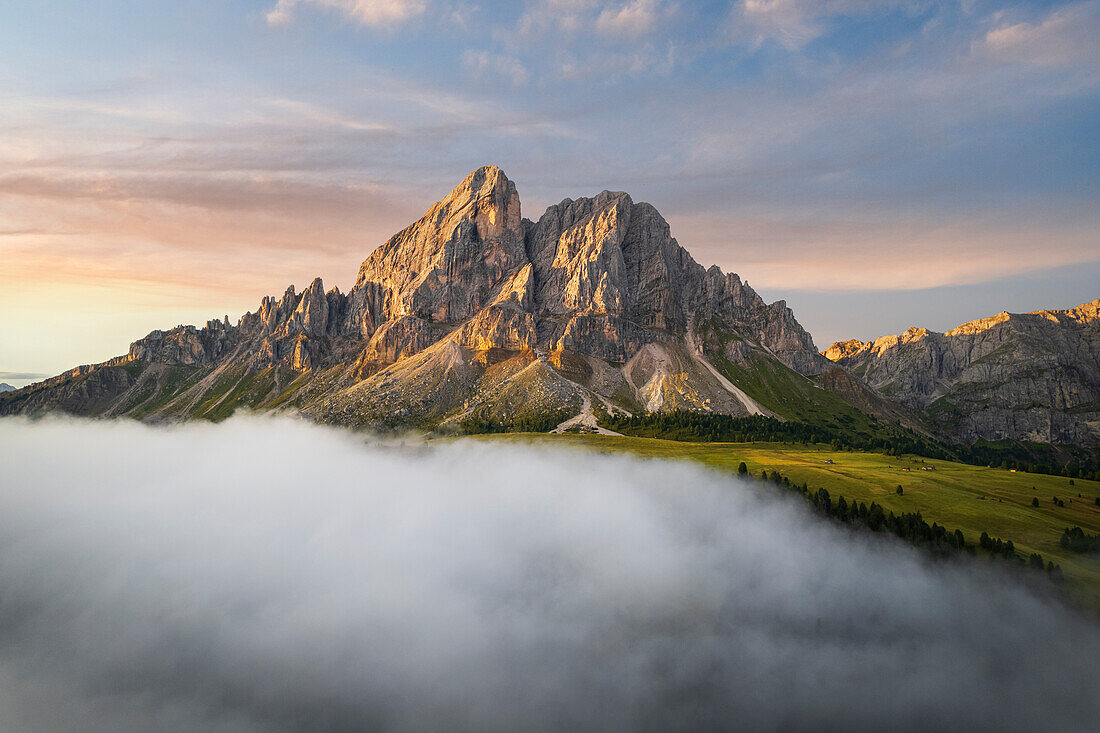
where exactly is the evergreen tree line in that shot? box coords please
[955,443,1100,481]
[977,532,1065,578]
[1059,526,1100,554]
[979,532,1017,559]
[603,412,949,459]
[460,410,571,435]
[744,464,1065,583]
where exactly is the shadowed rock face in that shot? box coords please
[2,166,897,431]
[826,301,1100,445]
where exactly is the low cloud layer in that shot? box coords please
[0,417,1097,731]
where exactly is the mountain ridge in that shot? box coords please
[2,166,887,435]
[825,300,1100,446]
[14,166,1091,455]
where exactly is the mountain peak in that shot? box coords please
[443,165,521,243]
[346,165,526,329]
[459,163,508,185]
[822,339,867,361]
[946,311,1010,337]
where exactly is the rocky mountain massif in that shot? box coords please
[2,166,906,438]
[825,301,1100,446]
[3,166,1095,452]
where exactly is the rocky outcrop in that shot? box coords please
[822,339,866,362]
[342,166,526,334]
[813,366,915,428]
[826,301,1100,445]
[2,165,899,434]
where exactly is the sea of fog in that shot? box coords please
[0,416,1097,732]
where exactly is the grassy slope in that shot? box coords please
[712,351,888,437]
[467,433,1100,610]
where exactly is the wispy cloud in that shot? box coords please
[515,0,595,36]
[732,0,920,50]
[557,42,677,80]
[265,0,428,27]
[976,1,1100,69]
[0,371,49,380]
[461,50,530,86]
[515,0,672,42]
[677,212,1100,292]
[594,0,665,37]
[505,0,681,82]
[261,98,394,132]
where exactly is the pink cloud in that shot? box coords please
[265,0,427,27]
[978,1,1100,69]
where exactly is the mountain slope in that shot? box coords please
[3,166,908,438]
[825,301,1100,446]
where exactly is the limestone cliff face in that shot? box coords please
[1,166,888,431]
[826,301,1100,445]
[342,166,525,337]
[519,187,828,373]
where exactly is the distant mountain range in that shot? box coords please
[2,166,1096,452]
[825,301,1100,446]
[0,383,14,393]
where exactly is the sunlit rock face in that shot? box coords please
[345,165,527,331]
[1,166,895,430]
[826,301,1100,445]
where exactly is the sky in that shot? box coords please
[1,0,1098,382]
